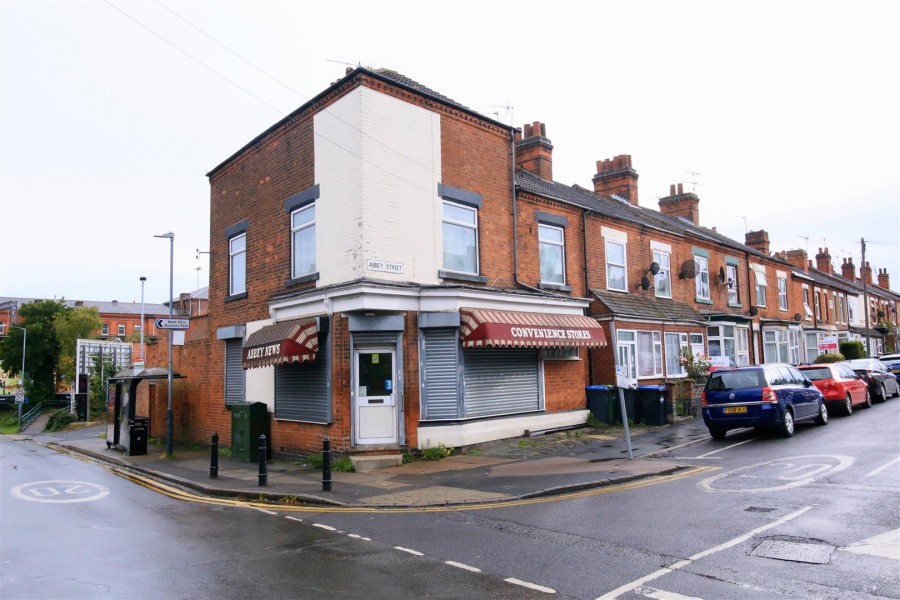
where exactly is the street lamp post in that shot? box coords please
[155,232,175,456]
[9,325,26,430]
[139,276,147,366]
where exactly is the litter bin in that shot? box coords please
[616,387,640,424]
[231,402,270,462]
[75,393,88,422]
[586,385,616,424]
[638,385,668,425]
[127,417,148,456]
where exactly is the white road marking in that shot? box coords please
[347,533,361,539]
[505,578,556,593]
[361,537,371,541]
[696,438,755,458]
[395,546,424,556]
[699,455,853,493]
[842,528,900,560]
[445,560,481,572]
[255,508,277,515]
[596,506,813,599]
[634,586,702,600]
[312,523,337,531]
[10,480,110,504]
[285,516,303,523]
[865,456,900,477]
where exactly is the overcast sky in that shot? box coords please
[2,0,898,304]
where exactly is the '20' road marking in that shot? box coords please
[10,480,110,503]
[699,455,853,493]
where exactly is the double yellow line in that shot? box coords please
[116,465,718,513]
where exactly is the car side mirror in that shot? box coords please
[803,379,812,387]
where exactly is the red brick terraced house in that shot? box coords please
[165,67,899,459]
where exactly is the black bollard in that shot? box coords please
[258,434,268,487]
[322,436,332,492]
[210,432,219,479]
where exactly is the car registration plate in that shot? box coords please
[723,406,747,414]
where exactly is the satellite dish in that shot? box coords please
[679,259,698,279]
[793,313,803,322]
[749,306,759,316]
[717,266,726,284]
[648,262,660,276]
[640,276,651,291]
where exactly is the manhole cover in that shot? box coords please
[750,539,834,564]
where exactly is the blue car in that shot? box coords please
[701,363,828,440]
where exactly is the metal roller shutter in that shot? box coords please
[463,348,541,418]
[224,339,244,406]
[421,328,460,420]
[274,356,330,423]
[353,331,398,346]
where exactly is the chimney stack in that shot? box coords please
[658,182,701,225]
[592,155,639,206]
[745,230,770,255]
[877,268,890,289]
[515,121,553,180]
[814,247,832,273]
[841,257,855,281]
[860,261,873,285]
[784,249,808,271]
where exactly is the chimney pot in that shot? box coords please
[593,154,639,205]
[677,183,684,194]
[524,123,533,137]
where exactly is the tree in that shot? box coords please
[0,300,67,402]
[54,306,103,385]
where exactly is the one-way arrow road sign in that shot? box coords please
[155,318,190,330]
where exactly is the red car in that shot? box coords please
[797,363,871,415]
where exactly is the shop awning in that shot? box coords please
[460,308,607,348]
[242,318,319,369]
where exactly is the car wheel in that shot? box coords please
[893,382,900,398]
[877,384,888,403]
[815,401,828,425]
[844,394,853,416]
[863,389,872,408]
[708,426,727,440]
[780,409,795,437]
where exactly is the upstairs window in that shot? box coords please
[229,233,247,296]
[803,287,813,320]
[694,255,710,300]
[291,203,316,279]
[726,264,739,305]
[538,224,565,285]
[815,292,822,320]
[754,267,767,307]
[777,276,788,310]
[117,324,126,336]
[101,323,109,336]
[653,249,671,298]
[442,201,478,274]
[606,240,627,291]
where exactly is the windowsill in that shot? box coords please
[539,282,572,292]
[605,287,629,294]
[225,292,248,303]
[654,294,673,300]
[285,272,320,287]
[695,298,713,305]
[438,270,487,284]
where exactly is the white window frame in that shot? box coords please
[777,275,788,311]
[442,200,479,275]
[802,285,813,320]
[763,329,789,363]
[290,203,316,279]
[229,232,247,296]
[735,327,750,367]
[788,327,801,364]
[805,331,821,363]
[814,290,822,320]
[664,332,688,377]
[616,330,638,387]
[653,249,672,298]
[636,330,663,378]
[726,264,739,306]
[101,323,109,336]
[753,266,767,307]
[117,324,126,336]
[695,255,710,300]
[605,239,627,292]
[0,322,5,335]
[538,223,565,285]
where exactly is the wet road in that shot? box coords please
[292,398,900,599]
[0,437,566,599]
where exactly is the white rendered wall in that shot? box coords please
[315,87,442,287]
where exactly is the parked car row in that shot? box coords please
[701,359,899,440]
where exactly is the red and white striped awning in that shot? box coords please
[459,308,607,349]
[242,319,319,369]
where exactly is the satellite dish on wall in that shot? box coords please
[716,266,726,285]
[639,276,651,291]
[679,259,698,280]
[793,313,803,322]
[749,306,759,316]
[648,262,660,276]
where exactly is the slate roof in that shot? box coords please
[802,268,864,295]
[515,170,786,266]
[0,297,169,316]
[590,289,705,324]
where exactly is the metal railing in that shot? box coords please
[19,402,44,431]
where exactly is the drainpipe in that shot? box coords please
[583,209,595,385]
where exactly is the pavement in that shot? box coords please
[15,415,714,509]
